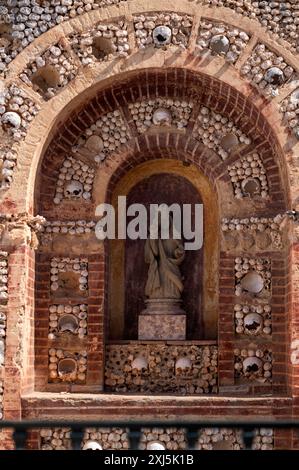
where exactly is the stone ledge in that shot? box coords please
[21,391,292,414]
[21,394,293,420]
[21,391,292,401]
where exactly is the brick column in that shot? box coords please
[26,430,40,450]
[271,254,289,395]
[35,252,105,392]
[86,252,105,391]
[290,242,299,448]
[4,245,35,417]
[218,253,235,391]
[34,253,51,390]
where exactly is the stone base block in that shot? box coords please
[141,299,185,315]
[138,314,186,340]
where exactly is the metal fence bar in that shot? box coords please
[70,427,85,450]
[242,427,255,450]
[1,419,299,429]
[186,427,199,450]
[13,429,27,450]
[128,426,142,450]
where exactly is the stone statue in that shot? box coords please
[144,219,185,300]
[139,216,187,340]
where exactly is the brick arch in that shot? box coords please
[101,137,222,208]
[107,159,219,342]
[4,1,298,81]
[105,137,220,199]
[104,133,286,212]
[32,63,292,396]
[1,0,297,214]
[1,1,299,448]
[5,65,292,400]
[36,67,288,217]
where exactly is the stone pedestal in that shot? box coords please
[138,299,186,340]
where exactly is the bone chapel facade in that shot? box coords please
[0,0,299,450]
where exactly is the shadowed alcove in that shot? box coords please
[124,173,204,340]
[108,159,219,342]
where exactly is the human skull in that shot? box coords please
[152,108,172,126]
[85,135,104,152]
[242,356,262,375]
[64,180,83,198]
[264,67,284,85]
[244,313,263,335]
[57,358,77,378]
[58,314,78,333]
[241,177,261,197]
[1,111,21,129]
[83,441,102,451]
[240,271,264,294]
[147,442,166,450]
[210,35,230,54]
[153,26,172,47]
[131,355,148,371]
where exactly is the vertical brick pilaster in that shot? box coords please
[271,254,289,395]
[4,245,35,422]
[275,429,293,450]
[35,253,51,391]
[290,242,299,442]
[26,430,40,450]
[35,251,105,392]
[218,253,235,389]
[86,252,105,391]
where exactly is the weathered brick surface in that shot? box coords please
[0,0,299,451]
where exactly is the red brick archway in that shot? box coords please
[2,67,295,450]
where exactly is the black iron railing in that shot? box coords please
[0,419,299,450]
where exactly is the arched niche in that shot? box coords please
[125,173,203,340]
[108,159,219,340]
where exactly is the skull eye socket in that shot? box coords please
[153,26,172,46]
[64,180,83,198]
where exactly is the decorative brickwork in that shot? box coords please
[193,106,251,160]
[227,154,268,198]
[20,40,78,100]
[0,85,39,142]
[133,12,193,49]
[0,0,298,451]
[197,19,250,64]
[241,44,295,98]
[234,347,272,383]
[105,344,218,394]
[70,20,130,65]
[48,348,87,383]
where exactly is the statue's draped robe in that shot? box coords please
[145,237,185,299]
